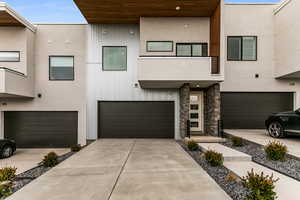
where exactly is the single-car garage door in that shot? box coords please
[98,101,174,138]
[4,111,78,148]
[221,92,294,129]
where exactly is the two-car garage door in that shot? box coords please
[221,92,294,129]
[98,101,174,138]
[4,111,78,148]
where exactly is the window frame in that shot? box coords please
[102,46,127,71]
[49,55,75,81]
[176,43,208,57]
[0,51,20,62]
[227,36,257,61]
[146,41,174,52]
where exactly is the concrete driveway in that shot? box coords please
[8,139,230,200]
[0,149,69,174]
[225,129,300,158]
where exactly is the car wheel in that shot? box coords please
[268,122,285,138]
[1,145,13,158]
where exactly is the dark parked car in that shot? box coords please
[265,109,300,138]
[0,139,16,158]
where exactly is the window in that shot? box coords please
[49,56,74,80]
[176,43,208,57]
[0,51,20,62]
[147,41,173,52]
[227,36,257,61]
[102,46,127,71]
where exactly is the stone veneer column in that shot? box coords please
[180,83,190,138]
[204,83,221,136]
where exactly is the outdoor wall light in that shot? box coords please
[176,6,181,10]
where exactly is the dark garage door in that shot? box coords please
[4,111,78,148]
[221,92,294,129]
[98,101,174,138]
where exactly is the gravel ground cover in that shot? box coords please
[223,135,300,181]
[178,141,249,200]
[11,152,74,193]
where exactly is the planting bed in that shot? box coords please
[178,141,249,200]
[223,137,300,181]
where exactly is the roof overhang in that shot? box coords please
[0,2,36,32]
[74,0,220,24]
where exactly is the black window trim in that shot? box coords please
[146,41,174,52]
[49,55,75,81]
[102,46,127,71]
[176,43,208,57]
[227,36,257,61]
[0,51,20,62]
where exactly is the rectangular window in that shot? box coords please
[146,41,173,52]
[227,36,257,61]
[176,43,208,57]
[190,113,199,119]
[0,51,20,62]
[49,56,74,80]
[103,46,127,71]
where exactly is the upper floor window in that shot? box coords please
[49,56,74,80]
[0,51,20,62]
[227,36,257,61]
[103,46,127,71]
[147,41,173,52]
[176,43,208,57]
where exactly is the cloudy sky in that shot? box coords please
[3,0,281,23]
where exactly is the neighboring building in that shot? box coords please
[0,0,299,147]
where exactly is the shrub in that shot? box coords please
[231,136,244,147]
[0,183,12,198]
[71,144,82,152]
[187,140,199,151]
[42,152,59,167]
[265,141,287,161]
[242,169,278,200]
[204,150,224,166]
[0,167,17,182]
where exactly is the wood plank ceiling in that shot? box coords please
[74,0,220,23]
[0,11,24,26]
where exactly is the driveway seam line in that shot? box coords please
[107,139,136,200]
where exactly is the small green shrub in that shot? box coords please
[242,169,279,200]
[231,136,244,147]
[187,140,199,151]
[71,144,82,152]
[265,141,287,161]
[204,150,224,166]
[0,167,17,182]
[42,152,59,167]
[0,183,12,198]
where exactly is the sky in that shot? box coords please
[2,0,281,23]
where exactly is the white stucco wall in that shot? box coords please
[274,0,300,78]
[0,24,87,145]
[86,24,180,140]
[221,3,300,108]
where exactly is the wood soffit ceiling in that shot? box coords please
[74,0,220,23]
[0,11,24,26]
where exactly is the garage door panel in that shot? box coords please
[221,93,293,129]
[98,101,174,138]
[4,111,78,148]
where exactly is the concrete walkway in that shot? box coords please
[224,129,300,158]
[8,139,230,200]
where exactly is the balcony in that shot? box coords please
[138,56,223,88]
[0,68,34,98]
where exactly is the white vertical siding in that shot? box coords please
[86,24,180,140]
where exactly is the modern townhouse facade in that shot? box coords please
[0,0,299,148]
